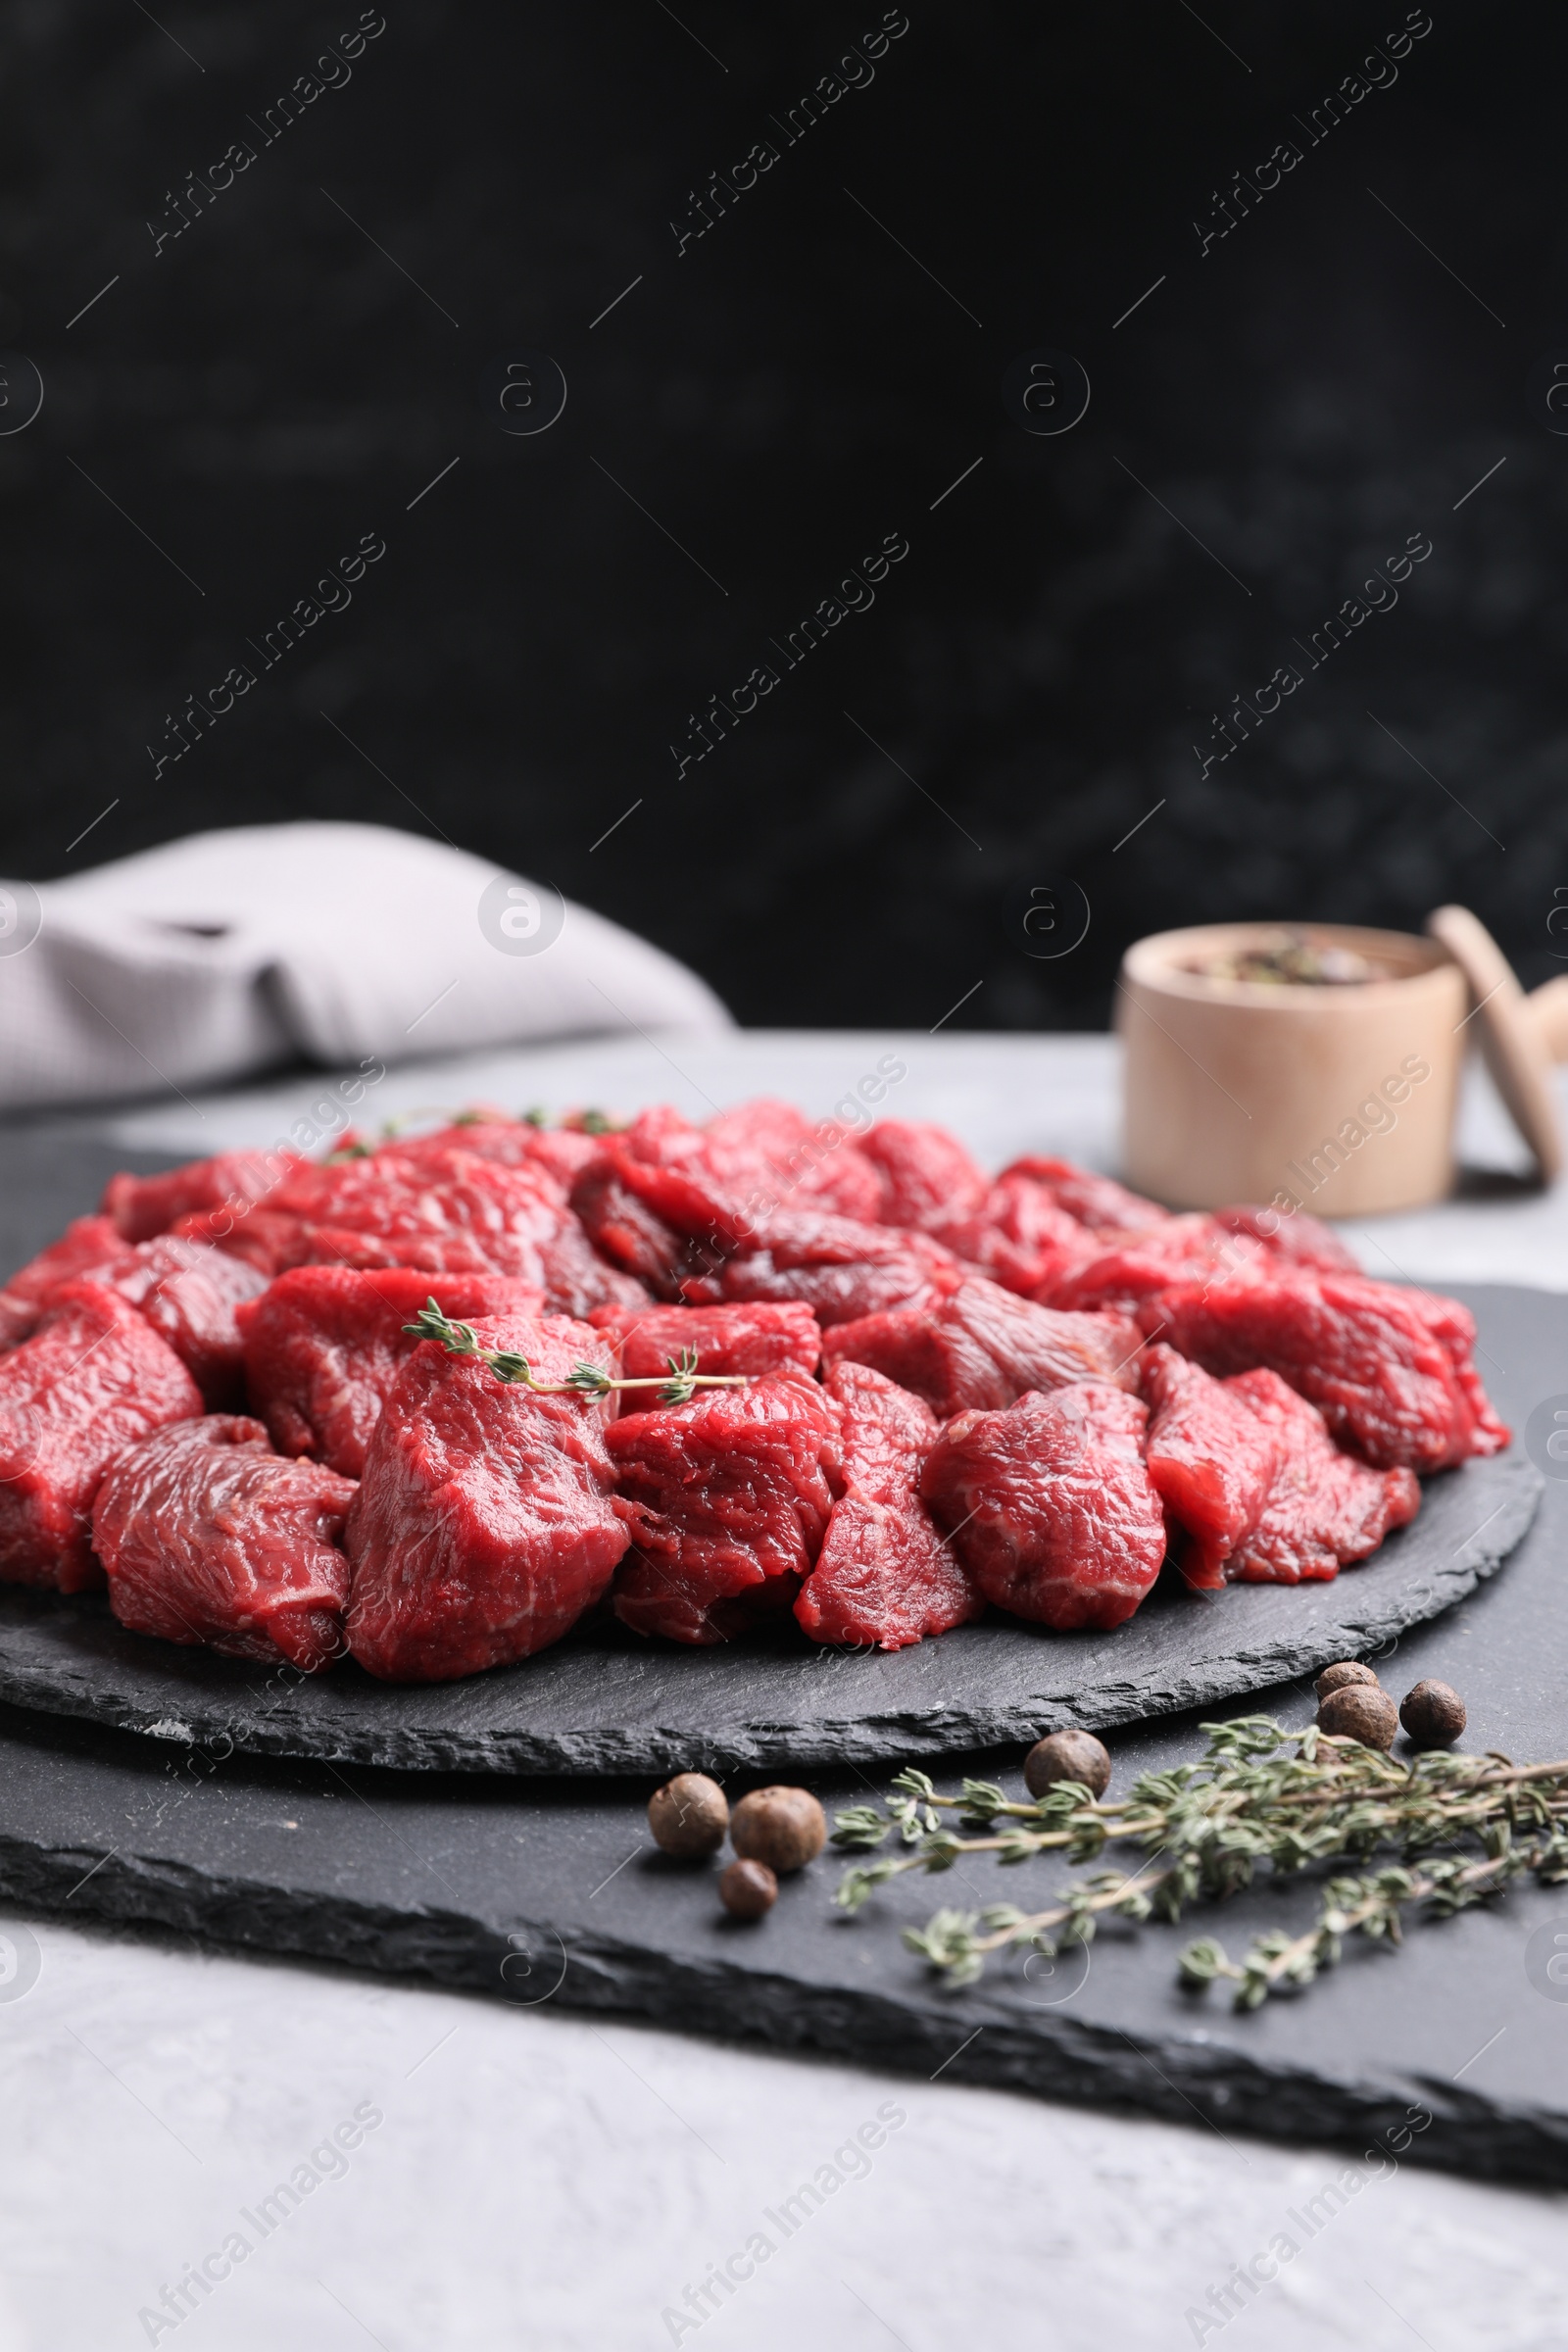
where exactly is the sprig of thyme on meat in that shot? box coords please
[831,1717,1568,2006]
[405,1301,748,1407]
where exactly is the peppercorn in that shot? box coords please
[719,1858,778,1920]
[1316,1684,1399,1749]
[1315,1660,1380,1703]
[1024,1729,1111,1800]
[647,1772,729,1859]
[1399,1680,1467,1748]
[729,1786,826,1874]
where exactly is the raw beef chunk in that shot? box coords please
[1047,1211,1357,1313]
[92,1416,356,1670]
[526,1214,651,1319]
[1221,1371,1421,1584]
[273,1150,567,1280]
[920,1382,1166,1631]
[172,1204,314,1279]
[997,1155,1171,1233]
[591,1108,764,1249]
[700,1098,884,1223]
[1044,1218,1238,1311]
[66,1234,270,1406]
[1148,1273,1508,1471]
[1141,1344,1282,1590]
[203,1146,646,1315]
[930,1174,1102,1298]
[103,1149,305,1242]
[609,1376,839,1644]
[345,1312,630,1680]
[1398,1286,1512,1465]
[1211,1204,1360,1273]
[855,1120,989,1231]
[0,1281,203,1591]
[709,1213,964,1326]
[378,1118,611,1188]
[240,1268,549,1477]
[570,1163,711,1298]
[586,1300,822,1386]
[602,1101,885,1245]
[822,1277,1143,1418]
[796,1362,982,1647]
[0,1215,126,1348]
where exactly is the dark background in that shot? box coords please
[2,0,1563,1031]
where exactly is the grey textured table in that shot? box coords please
[0,1031,1565,2352]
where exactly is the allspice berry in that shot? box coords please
[1400,1679,1467,1748]
[729,1786,826,1874]
[1315,1660,1380,1703]
[1316,1684,1400,1749]
[648,1772,729,1859]
[719,1858,777,1920]
[1024,1729,1111,1800]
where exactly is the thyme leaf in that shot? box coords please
[403,1301,750,1406]
[834,1718,1568,2008]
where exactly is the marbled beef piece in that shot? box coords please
[587,1300,822,1387]
[996,1155,1172,1234]
[92,1415,356,1670]
[102,1149,306,1242]
[609,1375,840,1645]
[821,1276,1143,1418]
[1221,1371,1421,1584]
[1148,1272,1508,1472]
[1141,1343,1282,1590]
[710,1213,965,1327]
[0,1281,203,1592]
[0,1215,125,1349]
[796,1361,982,1648]
[239,1267,550,1477]
[345,1312,630,1681]
[855,1119,989,1232]
[920,1383,1167,1631]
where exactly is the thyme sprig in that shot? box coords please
[831,1718,1568,2006]
[404,1301,749,1408]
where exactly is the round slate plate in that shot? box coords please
[0,1455,1540,1775]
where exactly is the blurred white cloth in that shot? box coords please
[0,822,731,1108]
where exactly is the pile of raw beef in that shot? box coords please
[0,1100,1508,1683]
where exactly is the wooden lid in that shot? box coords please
[1425,905,1563,1181]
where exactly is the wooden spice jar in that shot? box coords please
[1117,921,1468,1215]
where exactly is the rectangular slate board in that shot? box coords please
[0,1285,1564,2181]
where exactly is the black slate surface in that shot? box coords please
[0,1452,1539,1775]
[0,1281,1565,2182]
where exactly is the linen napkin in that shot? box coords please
[0,821,730,1109]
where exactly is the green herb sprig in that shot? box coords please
[404,1300,749,1408]
[832,1718,1568,2007]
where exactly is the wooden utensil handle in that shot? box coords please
[1526,975,1568,1062]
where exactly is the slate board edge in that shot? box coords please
[0,1830,1562,2187]
[0,1460,1539,1775]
